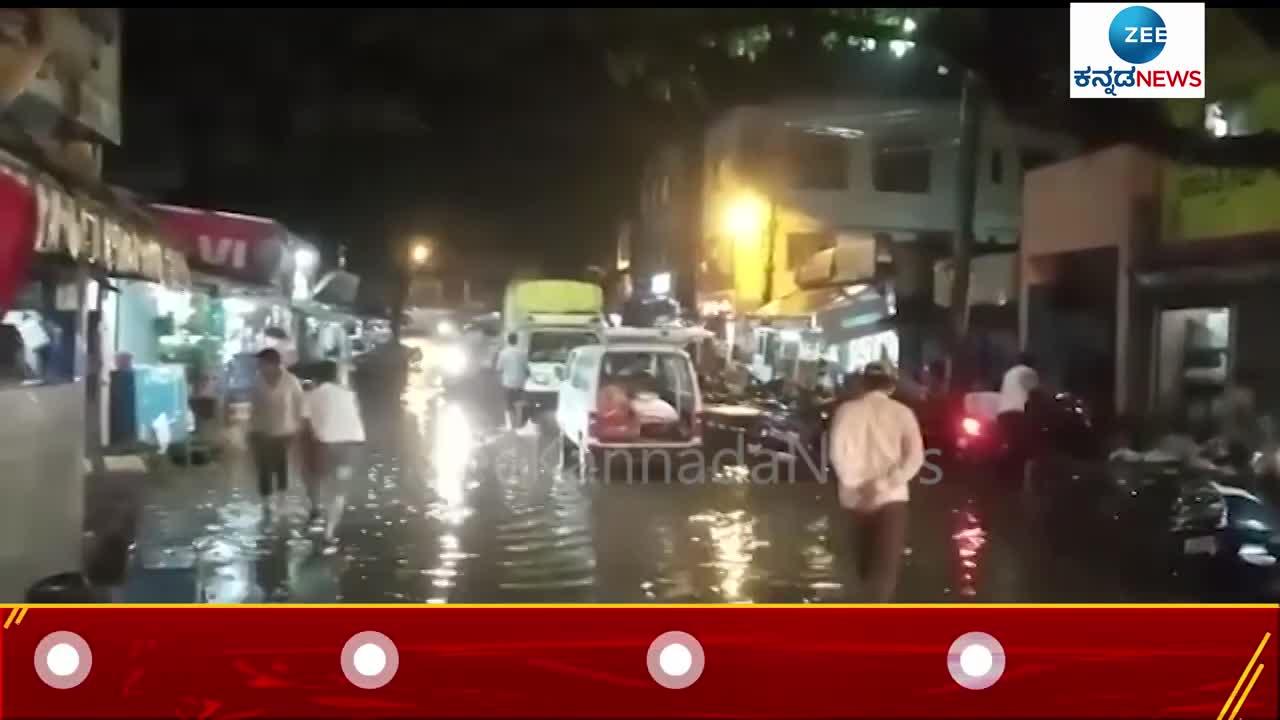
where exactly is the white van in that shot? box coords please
[556,341,703,468]
[521,325,603,413]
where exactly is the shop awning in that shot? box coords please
[150,204,290,289]
[754,287,845,319]
[756,286,895,343]
[0,150,191,298]
[311,270,360,308]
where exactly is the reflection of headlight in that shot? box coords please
[437,320,457,336]
[440,346,468,376]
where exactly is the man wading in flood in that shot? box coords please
[828,361,925,602]
[250,348,305,518]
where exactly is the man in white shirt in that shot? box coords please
[828,361,924,602]
[301,361,366,544]
[251,348,305,514]
[495,333,529,428]
[997,352,1040,480]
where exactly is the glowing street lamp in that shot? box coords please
[410,241,432,268]
[721,193,768,242]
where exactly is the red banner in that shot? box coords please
[150,204,289,288]
[0,167,36,313]
[2,605,1276,719]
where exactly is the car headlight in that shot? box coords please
[440,346,468,376]
[1171,482,1228,533]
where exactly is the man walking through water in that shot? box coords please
[495,332,528,429]
[302,361,365,548]
[828,361,925,602]
[251,348,305,518]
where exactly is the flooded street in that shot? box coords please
[121,368,1184,604]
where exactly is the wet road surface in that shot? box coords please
[121,367,1189,604]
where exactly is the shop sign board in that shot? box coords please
[1163,162,1280,242]
[0,159,189,290]
[151,204,290,288]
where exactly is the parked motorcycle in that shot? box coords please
[1027,430,1280,601]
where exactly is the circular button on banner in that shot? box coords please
[341,631,399,689]
[646,631,705,689]
[34,631,93,689]
[947,632,1006,690]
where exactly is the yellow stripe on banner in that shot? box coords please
[1227,663,1265,720]
[1217,632,1271,720]
[2,607,17,629]
[15,607,27,625]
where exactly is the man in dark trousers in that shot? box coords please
[250,348,305,517]
[828,361,925,602]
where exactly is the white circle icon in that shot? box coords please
[659,643,693,676]
[34,632,92,689]
[341,631,399,689]
[353,643,387,677]
[947,632,1005,690]
[647,631,704,689]
[47,643,80,677]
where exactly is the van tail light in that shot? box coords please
[960,416,983,437]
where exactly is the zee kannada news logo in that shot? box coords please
[1073,5,1203,97]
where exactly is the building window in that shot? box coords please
[787,232,835,269]
[990,149,1004,184]
[871,140,931,194]
[785,130,849,190]
[1019,147,1059,174]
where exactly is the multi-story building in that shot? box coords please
[673,97,1071,381]
[1020,10,1280,425]
[697,97,1071,313]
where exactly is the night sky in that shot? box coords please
[110,9,1280,283]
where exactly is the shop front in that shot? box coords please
[293,268,362,386]
[147,204,295,414]
[1132,161,1280,433]
[750,283,899,388]
[1,152,188,601]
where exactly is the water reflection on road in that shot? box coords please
[124,366,1169,604]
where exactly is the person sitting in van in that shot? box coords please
[596,380,640,440]
[630,372,679,426]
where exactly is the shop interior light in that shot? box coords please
[651,272,672,296]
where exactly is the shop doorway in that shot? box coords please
[1151,306,1232,431]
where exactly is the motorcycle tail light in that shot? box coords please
[961,417,983,437]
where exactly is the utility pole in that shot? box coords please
[761,197,778,305]
[948,69,985,385]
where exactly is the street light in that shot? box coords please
[721,193,768,242]
[410,241,432,267]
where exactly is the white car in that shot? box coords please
[555,341,703,474]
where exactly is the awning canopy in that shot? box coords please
[311,270,360,308]
[755,286,896,343]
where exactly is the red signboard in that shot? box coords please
[150,204,290,288]
[1,605,1276,719]
[0,166,36,312]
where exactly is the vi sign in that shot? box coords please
[197,235,249,271]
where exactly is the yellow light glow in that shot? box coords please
[722,194,768,241]
[411,243,431,265]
